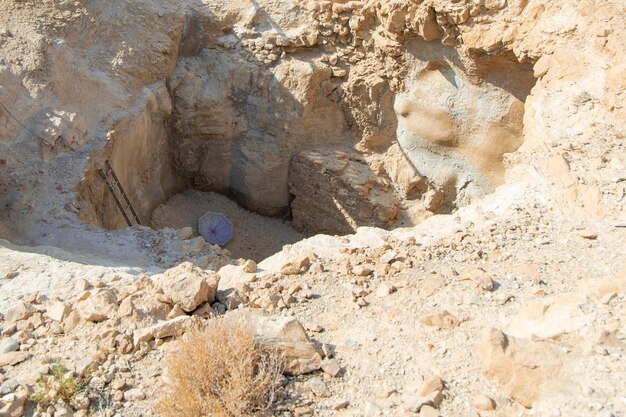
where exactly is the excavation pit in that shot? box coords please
[74,21,536,263]
[151,189,303,262]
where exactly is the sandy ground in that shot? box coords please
[150,189,304,261]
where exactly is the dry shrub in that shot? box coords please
[155,319,283,417]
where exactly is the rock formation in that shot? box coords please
[0,0,624,416]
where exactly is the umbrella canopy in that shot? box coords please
[199,211,233,245]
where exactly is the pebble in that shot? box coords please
[123,388,145,401]
[0,379,19,395]
[420,405,440,417]
[363,400,383,416]
[307,376,328,397]
[472,394,496,410]
[333,399,350,410]
[418,375,444,396]
[405,396,433,413]
[376,283,395,297]
[0,338,19,354]
[321,358,341,377]
[352,265,372,276]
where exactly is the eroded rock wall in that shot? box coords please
[289,149,398,235]
[0,0,622,246]
[78,83,185,229]
[168,50,349,217]
[160,0,537,233]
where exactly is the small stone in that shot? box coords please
[46,302,72,322]
[4,302,35,324]
[159,262,218,312]
[380,250,397,264]
[0,389,27,417]
[307,377,328,397]
[133,316,198,347]
[0,338,19,354]
[352,287,370,298]
[71,392,90,410]
[212,302,227,315]
[321,343,334,358]
[192,302,215,319]
[280,253,312,275]
[472,394,496,411]
[63,311,81,333]
[321,358,341,377]
[405,396,433,413]
[418,375,444,397]
[0,379,19,396]
[54,400,74,416]
[242,259,257,273]
[352,265,372,276]
[287,284,302,295]
[419,311,460,330]
[426,389,443,407]
[363,400,383,416]
[1,325,16,337]
[308,324,324,333]
[113,389,124,402]
[294,405,313,417]
[76,279,90,291]
[0,351,30,367]
[110,378,126,391]
[578,229,597,240]
[123,388,146,401]
[177,226,193,240]
[376,283,395,297]
[117,297,134,318]
[166,304,186,319]
[333,399,350,410]
[459,267,494,291]
[2,271,18,280]
[420,404,440,417]
[310,262,324,273]
[494,293,513,305]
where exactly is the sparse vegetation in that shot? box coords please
[30,362,89,408]
[155,319,284,417]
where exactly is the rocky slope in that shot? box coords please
[0,0,624,416]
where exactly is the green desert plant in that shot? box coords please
[31,362,89,407]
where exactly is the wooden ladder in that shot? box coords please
[98,160,143,227]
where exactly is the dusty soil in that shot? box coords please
[151,189,304,262]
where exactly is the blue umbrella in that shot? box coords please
[199,211,233,245]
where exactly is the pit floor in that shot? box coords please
[150,189,304,262]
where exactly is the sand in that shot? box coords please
[150,189,304,262]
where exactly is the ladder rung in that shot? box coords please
[99,161,142,227]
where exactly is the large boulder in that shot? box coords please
[226,309,322,375]
[477,328,564,408]
[76,289,118,322]
[504,292,591,339]
[159,262,218,312]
